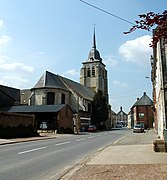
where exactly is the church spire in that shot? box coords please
[92,26,96,49]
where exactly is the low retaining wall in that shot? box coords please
[0,112,34,127]
[153,139,167,152]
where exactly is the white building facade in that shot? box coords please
[151,37,167,139]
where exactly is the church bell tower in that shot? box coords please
[80,28,108,102]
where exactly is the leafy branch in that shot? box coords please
[124,10,167,47]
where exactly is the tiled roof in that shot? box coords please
[0,85,20,106]
[133,92,153,107]
[32,71,69,91]
[3,104,66,113]
[59,75,94,101]
[31,71,94,101]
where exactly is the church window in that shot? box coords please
[88,103,92,113]
[61,93,65,104]
[87,68,91,77]
[92,67,95,77]
[47,92,55,105]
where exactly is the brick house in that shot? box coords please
[131,92,154,129]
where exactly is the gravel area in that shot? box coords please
[68,164,167,180]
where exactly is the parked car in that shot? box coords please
[133,124,144,133]
[87,125,97,132]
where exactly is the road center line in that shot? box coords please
[75,138,86,142]
[103,133,108,135]
[55,141,71,146]
[17,146,47,155]
[88,136,95,139]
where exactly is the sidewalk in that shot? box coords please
[61,129,167,180]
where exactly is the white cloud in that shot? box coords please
[0,20,5,29]
[0,21,34,88]
[119,35,152,67]
[0,54,9,63]
[0,62,34,73]
[0,35,12,46]
[0,75,29,89]
[103,55,118,68]
[65,69,79,76]
[113,80,128,88]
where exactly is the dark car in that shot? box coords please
[133,124,144,133]
[87,125,97,132]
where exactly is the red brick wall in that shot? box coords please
[57,106,73,130]
[0,112,34,127]
[135,106,154,128]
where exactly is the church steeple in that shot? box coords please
[87,28,102,62]
[92,27,96,49]
[80,28,109,103]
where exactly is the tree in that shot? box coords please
[91,90,108,127]
[124,10,167,47]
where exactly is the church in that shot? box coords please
[8,29,111,132]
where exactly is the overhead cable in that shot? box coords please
[79,0,135,25]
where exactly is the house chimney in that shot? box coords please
[144,92,146,96]
[137,98,139,101]
[120,106,122,111]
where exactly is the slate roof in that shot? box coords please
[32,71,69,91]
[59,75,95,101]
[0,85,20,106]
[3,104,66,113]
[133,92,153,107]
[31,70,94,101]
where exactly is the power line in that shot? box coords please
[110,93,143,99]
[110,83,150,97]
[79,0,135,25]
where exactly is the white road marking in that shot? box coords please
[75,138,86,142]
[18,146,47,155]
[103,133,108,135]
[55,141,71,146]
[88,136,95,139]
[97,134,102,137]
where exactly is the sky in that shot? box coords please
[0,0,166,113]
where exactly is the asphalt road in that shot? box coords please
[0,128,131,180]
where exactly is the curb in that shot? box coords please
[0,136,58,145]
